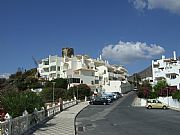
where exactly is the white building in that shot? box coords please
[38,48,131,93]
[0,73,10,79]
[152,51,180,89]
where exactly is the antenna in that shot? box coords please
[32,56,41,78]
[32,56,38,68]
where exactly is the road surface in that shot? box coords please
[76,92,180,135]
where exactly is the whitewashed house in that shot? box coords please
[38,48,131,93]
[152,51,180,89]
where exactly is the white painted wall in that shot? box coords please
[38,54,129,91]
[158,96,180,109]
[152,51,180,89]
[103,80,121,93]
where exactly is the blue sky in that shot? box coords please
[0,0,180,75]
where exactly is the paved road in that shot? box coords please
[76,92,180,135]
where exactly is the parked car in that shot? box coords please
[0,108,6,121]
[102,92,116,102]
[146,99,168,109]
[101,95,112,103]
[112,92,123,99]
[89,97,109,105]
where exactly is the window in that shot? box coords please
[171,74,176,79]
[104,70,106,74]
[81,80,83,84]
[58,66,60,71]
[166,74,171,78]
[91,81,94,85]
[50,66,56,71]
[95,80,99,84]
[43,68,49,72]
[69,78,80,83]
[44,60,49,65]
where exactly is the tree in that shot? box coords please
[133,73,141,87]
[153,80,168,97]
[68,84,93,100]
[172,91,180,100]
[137,80,152,98]
[44,78,68,89]
[40,78,69,102]
[39,87,67,102]
[0,91,44,118]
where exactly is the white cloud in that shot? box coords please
[130,0,180,14]
[131,0,147,10]
[101,41,165,64]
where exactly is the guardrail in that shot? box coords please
[0,100,77,135]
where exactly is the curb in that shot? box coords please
[74,102,89,135]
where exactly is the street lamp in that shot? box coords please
[52,82,56,106]
[167,87,169,106]
[77,88,78,101]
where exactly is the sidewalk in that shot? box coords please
[25,101,89,135]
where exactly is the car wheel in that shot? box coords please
[103,102,106,105]
[163,106,167,110]
[148,105,152,109]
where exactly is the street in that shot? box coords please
[76,92,180,135]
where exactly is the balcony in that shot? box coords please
[153,62,159,68]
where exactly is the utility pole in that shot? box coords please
[167,87,169,106]
[52,82,56,106]
[77,88,78,101]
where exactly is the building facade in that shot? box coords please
[152,51,180,89]
[38,48,131,93]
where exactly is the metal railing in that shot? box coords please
[0,100,77,135]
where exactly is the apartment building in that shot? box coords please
[38,48,130,93]
[152,51,180,89]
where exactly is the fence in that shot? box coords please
[0,100,77,135]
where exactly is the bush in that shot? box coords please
[172,91,180,100]
[39,87,68,103]
[148,92,158,99]
[0,91,44,118]
[68,84,93,100]
[44,78,68,89]
[153,80,168,94]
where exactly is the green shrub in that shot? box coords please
[39,87,68,102]
[172,91,180,100]
[68,84,93,100]
[0,91,44,118]
[148,92,158,99]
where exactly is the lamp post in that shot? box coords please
[77,88,78,101]
[167,87,169,106]
[52,82,56,106]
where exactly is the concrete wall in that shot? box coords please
[102,80,121,93]
[158,96,180,109]
[134,96,180,110]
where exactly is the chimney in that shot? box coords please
[173,51,176,60]
[82,55,84,64]
[162,55,165,59]
[100,55,102,60]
